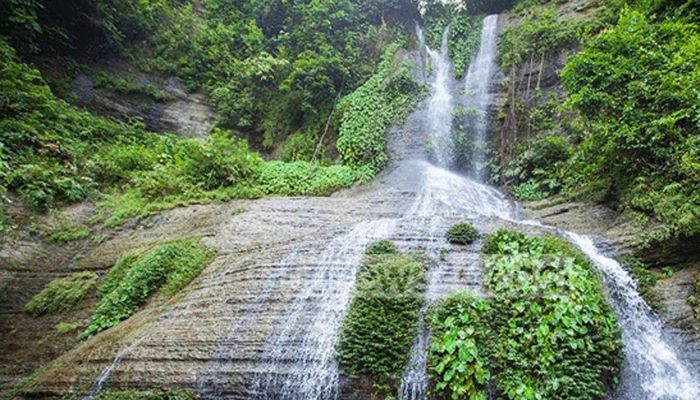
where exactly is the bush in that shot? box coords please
[428,292,491,400]
[336,250,427,396]
[446,223,479,245]
[482,230,623,400]
[25,271,98,316]
[365,239,399,256]
[282,132,317,162]
[83,239,215,338]
[254,161,357,197]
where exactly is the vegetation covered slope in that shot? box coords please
[0,0,429,229]
[495,0,700,245]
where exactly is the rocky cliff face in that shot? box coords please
[72,72,216,139]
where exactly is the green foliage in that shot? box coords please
[619,256,662,311]
[482,230,623,400]
[83,239,215,338]
[94,390,194,400]
[446,223,479,245]
[498,6,584,68]
[336,44,425,174]
[253,161,357,197]
[422,6,482,77]
[337,247,427,396]
[282,132,317,162]
[25,271,98,316]
[48,220,90,244]
[365,239,400,256]
[561,9,700,240]
[93,72,172,102]
[428,292,491,400]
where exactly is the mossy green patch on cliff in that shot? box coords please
[422,3,482,78]
[82,238,215,338]
[336,241,428,396]
[25,271,98,316]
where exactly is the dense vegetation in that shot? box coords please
[428,230,623,399]
[336,241,427,396]
[0,0,431,230]
[25,271,98,316]
[446,222,479,245]
[496,0,700,244]
[83,239,214,338]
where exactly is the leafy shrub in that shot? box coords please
[336,250,427,396]
[428,292,491,400]
[690,278,700,330]
[365,239,399,256]
[25,271,98,316]
[48,221,90,244]
[446,223,479,245]
[83,239,215,338]
[94,390,194,400]
[254,161,357,197]
[422,5,482,77]
[482,230,623,400]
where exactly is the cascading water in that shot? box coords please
[464,14,499,181]
[426,26,456,167]
[565,232,700,400]
[247,219,397,399]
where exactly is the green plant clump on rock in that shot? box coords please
[428,292,491,400]
[82,239,215,338]
[336,242,427,396]
[446,222,479,245]
[428,230,624,400]
[25,271,98,316]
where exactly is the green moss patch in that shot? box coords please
[336,242,428,396]
[25,271,98,316]
[82,239,215,338]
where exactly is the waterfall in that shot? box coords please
[565,232,700,400]
[464,14,499,181]
[426,26,456,167]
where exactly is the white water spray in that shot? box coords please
[426,26,455,167]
